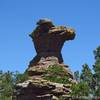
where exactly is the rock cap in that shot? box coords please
[37,18,54,26]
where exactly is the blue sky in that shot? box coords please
[0,0,100,73]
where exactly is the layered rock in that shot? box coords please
[29,19,75,66]
[15,19,76,100]
[15,79,72,100]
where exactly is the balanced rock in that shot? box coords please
[29,18,75,66]
[15,19,76,100]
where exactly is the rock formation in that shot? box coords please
[15,19,76,100]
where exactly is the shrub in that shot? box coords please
[43,64,70,84]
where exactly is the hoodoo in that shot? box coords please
[15,19,76,100]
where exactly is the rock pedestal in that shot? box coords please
[15,19,76,100]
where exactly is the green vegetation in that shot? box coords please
[43,64,69,84]
[0,71,28,100]
[93,46,100,96]
[0,46,100,99]
[71,46,100,99]
[0,71,14,100]
[15,71,28,84]
[71,82,89,97]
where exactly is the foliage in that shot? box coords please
[0,71,28,100]
[0,46,100,99]
[71,64,92,98]
[80,64,94,94]
[93,46,100,96]
[0,71,14,100]
[80,64,93,83]
[74,71,80,82]
[71,82,90,97]
[15,71,28,84]
[71,46,100,99]
[43,64,70,84]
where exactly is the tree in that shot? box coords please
[14,71,28,84]
[71,46,100,98]
[71,64,93,98]
[0,70,28,100]
[0,71,14,100]
[71,81,89,98]
[74,71,80,82]
[93,46,100,96]
[80,64,94,96]
[80,64,93,84]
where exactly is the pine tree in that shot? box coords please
[0,70,28,100]
[93,46,100,96]
[80,64,94,95]
[71,81,89,98]
[74,71,80,82]
[0,71,14,100]
[80,64,93,84]
[71,64,93,98]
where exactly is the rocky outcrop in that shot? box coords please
[29,19,75,66]
[15,19,76,100]
[15,78,73,100]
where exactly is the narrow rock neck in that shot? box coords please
[29,52,63,67]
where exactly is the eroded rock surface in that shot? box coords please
[15,79,73,100]
[29,19,75,66]
[15,19,76,100]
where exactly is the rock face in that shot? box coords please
[29,19,75,66]
[15,79,72,100]
[15,19,76,100]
